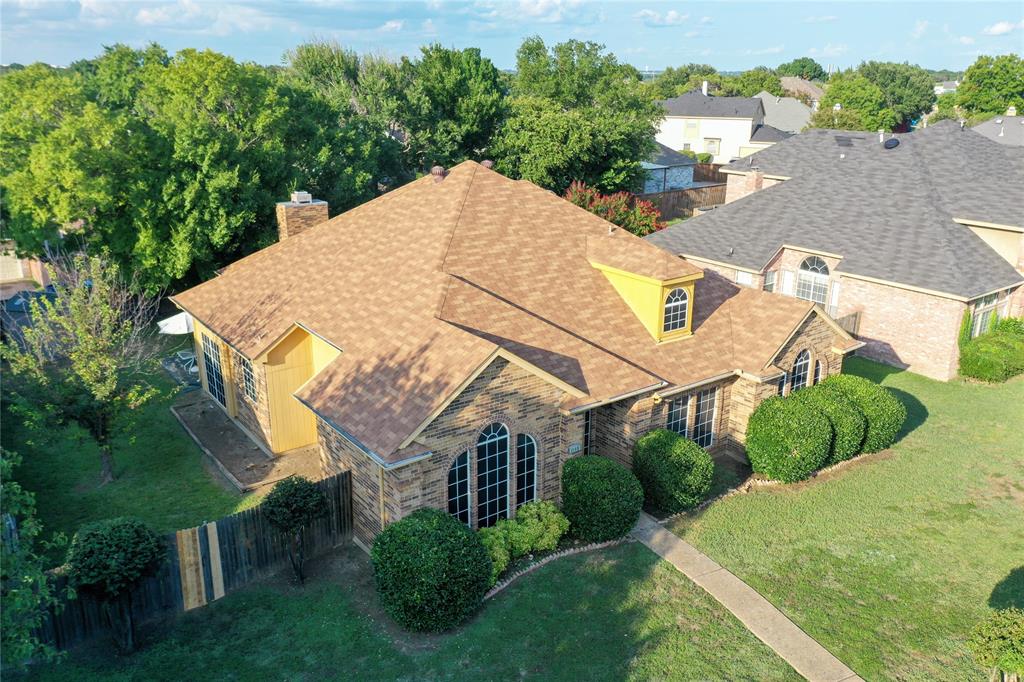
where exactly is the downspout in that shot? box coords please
[377,465,387,532]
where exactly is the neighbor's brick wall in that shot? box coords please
[836,276,965,381]
[228,351,272,450]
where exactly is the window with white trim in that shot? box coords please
[703,138,721,155]
[582,410,594,455]
[667,397,689,437]
[795,257,829,305]
[763,271,777,293]
[663,288,689,333]
[515,434,537,509]
[736,271,754,286]
[776,372,787,396]
[201,333,226,406]
[237,353,257,402]
[476,423,509,528]
[971,294,999,338]
[790,350,811,392]
[447,451,471,526]
[813,360,823,385]
[692,388,717,448]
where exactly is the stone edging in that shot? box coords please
[483,538,630,601]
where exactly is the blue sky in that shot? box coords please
[2,1,1022,71]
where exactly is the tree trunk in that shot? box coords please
[99,444,115,485]
[288,530,306,585]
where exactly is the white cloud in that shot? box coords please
[699,16,711,24]
[379,19,403,32]
[957,35,975,45]
[809,43,849,58]
[911,20,928,39]
[744,45,784,56]
[472,0,592,25]
[804,15,837,24]
[422,18,437,34]
[634,8,688,27]
[132,1,281,36]
[981,20,1024,36]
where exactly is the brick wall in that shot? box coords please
[836,276,965,381]
[228,350,272,450]
[723,172,782,204]
[318,418,383,548]
[276,200,329,240]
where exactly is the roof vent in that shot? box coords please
[883,138,900,150]
[480,160,494,169]
[995,118,1003,124]
[290,190,313,204]
[430,165,447,182]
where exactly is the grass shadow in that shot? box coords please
[843,357,928,443]
[989,566,1024,610]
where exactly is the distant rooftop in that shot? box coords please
[972,115,1024,147]
[658,90,764,119]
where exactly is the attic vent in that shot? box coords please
[883,138,900,150]
[834,135,854,147]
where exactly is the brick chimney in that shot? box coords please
[276,191,329,240]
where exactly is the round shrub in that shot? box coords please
[794,386,867,464]
[514,500,569,552]
[494,518,533,557]
[371,508,491,632]
[67,518,165,599]
[819,374,907,452]
[968,608,1024,675]
[960,331,1024,382]
[477,526,510,588]
[745,396,831,482]
[632,429,714,513]
[561,456,643,542]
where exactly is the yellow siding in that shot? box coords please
[595,266,664,339]
[265,328,317,452]
[310,333,341,373]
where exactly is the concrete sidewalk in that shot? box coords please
[633,513,863,682]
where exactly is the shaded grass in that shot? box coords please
[670,358,1024,680]
[29,542,800,681]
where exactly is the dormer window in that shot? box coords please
[663,288,689,333]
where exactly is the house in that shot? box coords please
[641,142,697,194]
[656,85,792,164]
[754,91,811,133]
[780,77,824,111]
[647,121,1024,381]
[933,80,959,96]
[171,162,859,548]
[972,110,1024,147]
[0,241,51,302]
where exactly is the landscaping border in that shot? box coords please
[484,538,631,600]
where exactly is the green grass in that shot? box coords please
[30,542,799,681]
[671,358,1024,680]
[2,369,253,560]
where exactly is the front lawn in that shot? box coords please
[2,370,253,561]
[30,542,799,681]
[671,358,1024,679]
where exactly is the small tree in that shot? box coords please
[968,608,1024,680]
[261,477,328,584]
[2,252,160,484]
[66,518,164,653]
[564,181,664,236]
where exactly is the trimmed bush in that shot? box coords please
[995,316,1024,337]
[561,456,643,542]
[478,527,510,587]
[968,608,1024,676]
[513,500,570,552]
[632,429,714,513]
[960,330,1024,382]
[819,374,907,453]
[494,518,533,557]
[745,396,831,482]
[371,508,491,632]
[794,386,867,464]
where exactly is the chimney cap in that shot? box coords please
[290,190,313,204]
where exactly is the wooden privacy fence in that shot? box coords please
[37,471,352,651]
[640,183,727,221]
[693,163,727,184]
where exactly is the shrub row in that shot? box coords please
[561,455,643,542]
[477,501,569,586]
[745,374,907,482]
[960,320,1024,382]
[632,429,714,513]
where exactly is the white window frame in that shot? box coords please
[515,434,538,510]
[763,270,777,293]
[703,138,721,155]
[666,396,689,437]
[663,287,689,333]
[790,350,811,393]
[201,333,226,407]
[781,270,795,295]
[736,271,754,287]
[776,372,788,396]
[447,450,472,527]
[476,423,510,528]
[813,360,823,385]
[237,353,257,402]
[692,387,718,448]
[796,257,829,305]
[971,294,999,338]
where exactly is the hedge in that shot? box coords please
[819,374,907,453]
[478,527,510,587]
[968,608,1024,676]
[959,330,1024,382]
[632,429,714,513]
[794,386,867,464]
[561,456,643,542]
[371,508,491,632]
[478,501,570,587]
[995,316,1024,337]
[745,396,832,482]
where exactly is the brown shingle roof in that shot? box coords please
[174,161,847,462]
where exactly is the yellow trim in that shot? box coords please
[657,282,697,342]
[589,261,702,287]
[953,217,1024,233]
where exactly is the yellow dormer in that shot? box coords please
[587,235,703,342]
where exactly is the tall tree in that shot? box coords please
[858,61,935,127]
[957,54,1024,116]
[813,72,898,131]
[644,64,717,99]
[777,57,827,81]
[721,67,783,97]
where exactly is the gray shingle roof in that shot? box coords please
[644,141,698,169]
[659,91,763,119]
[749,123,793,143]
[647,120,1024,299]
[754,91,812,132]
[972,115,1024,147]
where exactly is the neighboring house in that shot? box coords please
[780,77,824,111]
[972,112,1024,147]
[641,142,697,194]
[0,242,50,301]
[933,80,959,96]
[656,86,792,164]
[647,121,1024,381]
[754,91,811,133]
[172,162,858,547]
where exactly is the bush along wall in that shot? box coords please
[819,375,907,453]
[477,501,569,587]
[561,456,643,542]
[793,386,867,465]
[632,429,714,513]
[959,318,1024,382]
[745,396,832,483]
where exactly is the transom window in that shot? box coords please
[237,354,257,402]
[476,423,510,528]
[447,451,471,526]
[667,397,689,437]
[796,257,829,305]
[515,434,537,509]
[201,333,226,406]
[663,288,689,333]
[692,388,717,448]
[790,350,811,392]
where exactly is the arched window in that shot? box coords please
[476,423,509,528]
[813,360,823,385]
[663,288,689,333]
[515,434,537,509]
[790,350,811,392]
[447,451,471,526]
[796,257,829,305]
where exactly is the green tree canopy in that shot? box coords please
[644,64,717,99]
[957,54,1024,116]
[858,61,935,126]
[813,71,899,131]
[777,57,826,81]
[721,67,783,97]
